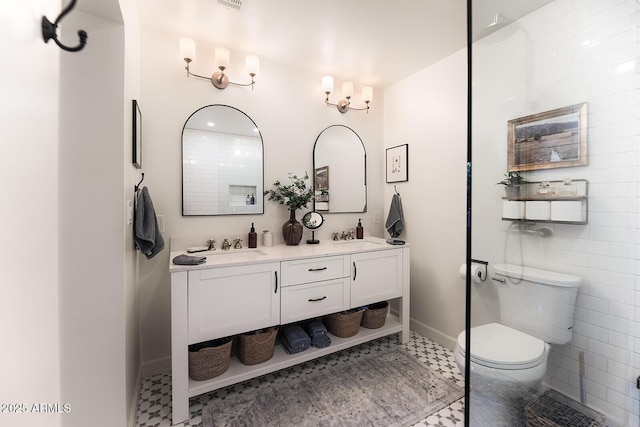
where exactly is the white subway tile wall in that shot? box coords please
[183,129,263,215]
[473,0,639,425]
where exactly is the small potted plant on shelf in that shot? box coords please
[497,171,526,198]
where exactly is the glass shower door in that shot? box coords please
[468,1,639,425]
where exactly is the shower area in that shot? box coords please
[467,0,639,426]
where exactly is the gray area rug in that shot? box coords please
[202,349,464,427]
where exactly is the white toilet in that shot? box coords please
[454,263,581,389]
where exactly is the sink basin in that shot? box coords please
[209,249,267,256]
[332,239,381,245]
[330,239,383,251]
[184,248,268,263]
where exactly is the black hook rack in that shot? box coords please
[42,0,88,52]
[135,173,145,193]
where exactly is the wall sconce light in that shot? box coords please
[322,76,372,113]
[180,38,259,90]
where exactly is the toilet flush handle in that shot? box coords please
[492,276,506,284]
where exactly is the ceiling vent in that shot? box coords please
[217,0,246,11]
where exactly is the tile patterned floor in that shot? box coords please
[136,331,465,427]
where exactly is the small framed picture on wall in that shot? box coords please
[132,99,142,169]
[386,144,408,183]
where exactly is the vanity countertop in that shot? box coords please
[169,237,408,272]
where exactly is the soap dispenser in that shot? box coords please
[248,223,257,248]
[356,218,364,239]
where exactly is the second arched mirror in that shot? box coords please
[182,105,263,216]
[313,125,367,213]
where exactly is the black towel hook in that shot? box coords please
[135,173,145,192]
[394,185,400,195]
[42,0,88,52]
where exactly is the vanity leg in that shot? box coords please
[171,271,189,425]
[399,247,411,344]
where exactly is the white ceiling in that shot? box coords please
[127,0,553,89]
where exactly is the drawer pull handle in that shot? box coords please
[308,296,327,302]
[274,271,278,293]
[308,267,328,272]
[353,262,357,280]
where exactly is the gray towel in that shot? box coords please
[385,193,405,238]
[305,320,327,340]
[134,186,165,259]
[281,324,311,354]
[172,254,207,265]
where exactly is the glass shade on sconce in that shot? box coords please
[322,75,372,113]
[362,86,373,103]
[214,47,230,69]
[179,38,259,90]
[180,37,196,62]
[322,76,334,94]
[245,55,259,76]
[342,82,354,99]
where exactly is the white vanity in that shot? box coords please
[169,237,410,425]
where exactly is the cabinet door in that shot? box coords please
[188,263,280,344]
[350,249,402,307]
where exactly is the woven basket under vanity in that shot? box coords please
[237,326,279,365]
[361,301,389,329]
[325,309,364,338]
[188,336,233,381]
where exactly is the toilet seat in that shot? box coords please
[456,323,546,370]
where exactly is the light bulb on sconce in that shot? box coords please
[179,38,259,90]
[322,75,372,113]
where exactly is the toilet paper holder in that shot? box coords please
[469,259,488,282]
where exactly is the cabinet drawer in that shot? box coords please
[281,278,350,324]
[280,255,349,286]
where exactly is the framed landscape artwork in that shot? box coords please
[314,166,329,190]
[507,103,588,171]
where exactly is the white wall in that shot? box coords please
[137,25,385,373]
[57,4,141,424]
[58,22,124,424]
[471,1,639,425]
[0,2,61,426]
[383,49,469,349]
[120,1,142,424]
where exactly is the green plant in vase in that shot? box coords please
[264,172,315,245]
[496,171,527,198]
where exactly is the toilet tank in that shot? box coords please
[493,264,581,345]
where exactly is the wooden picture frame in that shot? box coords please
[132,99,142,169]
[507,103,587,171]
[314,166,329,190]
[386,144,408,183]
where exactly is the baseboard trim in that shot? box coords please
[409,317,457,351]
[141,355,171,379]
[129,369,142,427]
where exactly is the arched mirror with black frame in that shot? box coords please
[181,104,264,216]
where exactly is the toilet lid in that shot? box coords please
[457,323,546,370]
